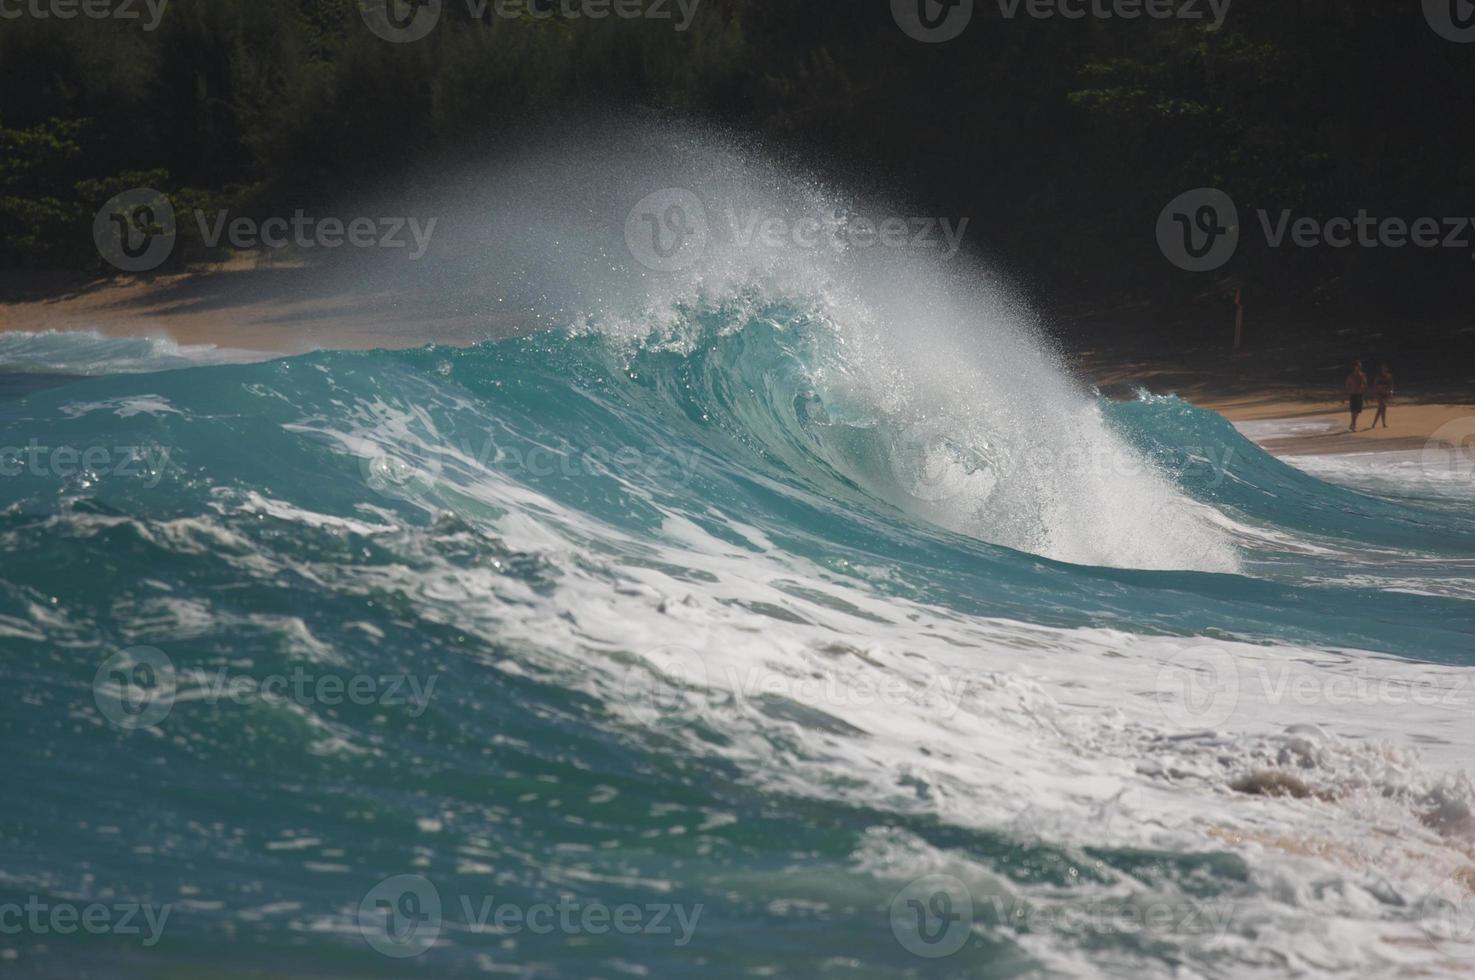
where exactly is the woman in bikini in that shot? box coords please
[1371,364,1394,430]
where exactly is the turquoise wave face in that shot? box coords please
[2,313,1473,978]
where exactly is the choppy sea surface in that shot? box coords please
[2,315,1474,979]
[4,130,1475,977]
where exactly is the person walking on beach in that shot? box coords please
[1371,364,1394,430]
[1345,361,1368,431]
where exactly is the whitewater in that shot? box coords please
[3,125,1475,978]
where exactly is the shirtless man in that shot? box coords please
[1345,360,1368,432]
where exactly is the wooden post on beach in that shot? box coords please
[1233,287,1244,352]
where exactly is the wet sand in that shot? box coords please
[1195,397,1472,457]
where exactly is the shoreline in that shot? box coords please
[3,270,1471,459]
[1066,315,1473,458]
[1191,396,1471,458]
[0,260,526,354]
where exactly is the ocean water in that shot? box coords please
[4,134,1475,978]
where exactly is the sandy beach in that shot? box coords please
[0,260,524,354]
[1065,311,1474,458]
[1191,396,1472,457]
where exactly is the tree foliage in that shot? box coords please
[1,0,1470,311]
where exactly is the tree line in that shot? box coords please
[3,0,1472,315]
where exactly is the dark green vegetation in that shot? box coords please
[3,0,1472,313]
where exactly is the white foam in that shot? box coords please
[324,124,1242,574]
[186,414,1475,977]
[0,328,269,375]
[1235,417,1344,442]
[1287,450,1475,506]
